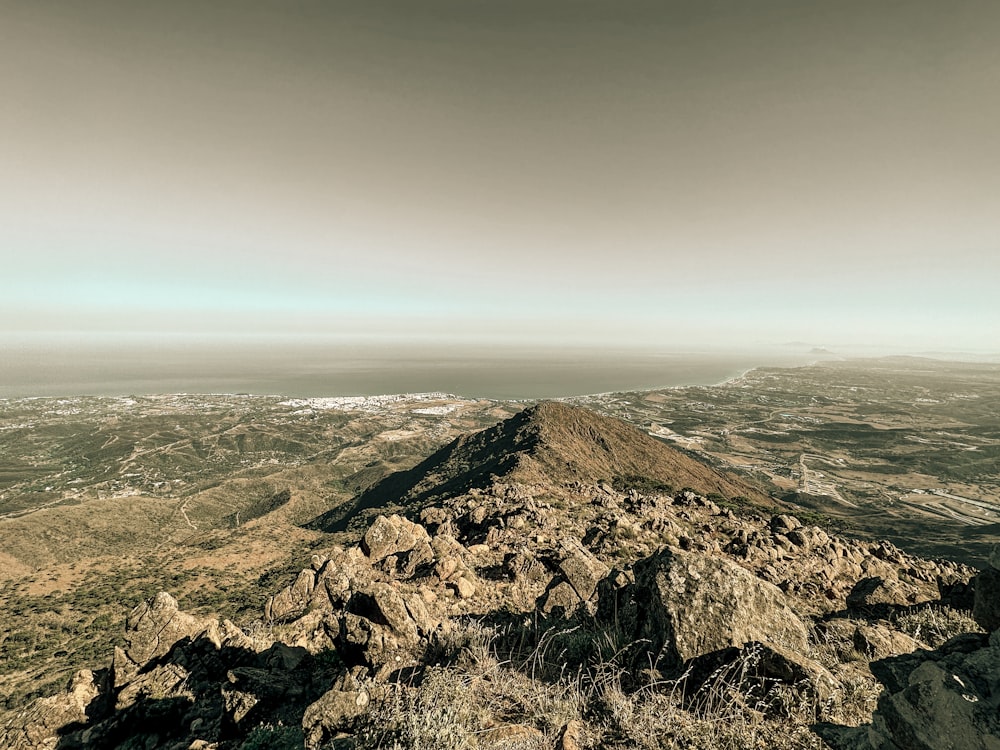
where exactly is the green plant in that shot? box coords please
[611,475,673,495]
[241,722,304,750]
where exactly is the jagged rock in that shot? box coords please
[770,514,801,534]
[504,550,550,583]
[611,547,810,670]
[111,645,139,688]
[361,514,433,571]
[558,545,610,602]
[846,576,916,615]
[870,540,906,565]
[784,525,830,551]
[452,575,476,599]
[337,583,438,670]
[122,592,212,667]
[0,669,108,750]
[115,662,192,711]
[302,673,371,749]
[853,624,924,660]
[973,567,1000,632]
[436,555,460,580]
[217,619,258,652]
[821,631,1000,750]
[350,584,419,641]
[221,662,305,733]
[266,568,317,622]
[419,505,451,531]
[540,580,582,616]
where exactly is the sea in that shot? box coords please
[0,334,824,401]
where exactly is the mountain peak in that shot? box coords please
[314,401,768,531]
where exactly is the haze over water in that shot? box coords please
[0,335,819,401]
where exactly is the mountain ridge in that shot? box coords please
[312,400,769,532]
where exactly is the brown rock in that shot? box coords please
[559,719,584,750]
[770,514,801,534]
[302,674,370,749]
[541,580,582,616]
[0,670,106,750]
[688,641,839,711]
[846,576,913,614]
[123,591,209,666]
[559,548,610,602]
[867,638,1000,749]
[453,576,476,599]
[615,547,810,670]
[505,551,550,583]
[853,624,924,660]
[266,568,317,622]
[361,514,432,565]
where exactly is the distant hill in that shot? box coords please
[312,401,769,531]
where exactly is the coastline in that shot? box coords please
[0,348,823,402]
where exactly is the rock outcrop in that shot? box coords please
[822,545,1000,750]
[607,546,810,670]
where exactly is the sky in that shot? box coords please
[2,0,999,353]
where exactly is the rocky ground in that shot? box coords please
[2,402,995,749]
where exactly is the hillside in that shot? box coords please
[2,403,995,750]
[313,401,770,532]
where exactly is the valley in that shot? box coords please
[574,356,1000,565]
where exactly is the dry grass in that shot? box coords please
[892,605,982,648]
[343,618,848,750]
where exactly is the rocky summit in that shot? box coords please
[2,402,994,750]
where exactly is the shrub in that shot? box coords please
[241,723,304,750]
[893,605,982,647]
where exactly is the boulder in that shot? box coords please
[504,551,550,583]
[866,636,1000,750]
[558,547,609,602]
[820,631,1000,750]
[612,547,810,670]
[361,514,432,572]
[302,673,371,749]
[686,641,839,713]
[853,623,925,660]
[123,592,211,666]
[540,580,583,616]
[337,583,438,669]
[265,568,317,622]
[221,663,303,733]
[770,514,801,535]
[452,576,476,599]
[846,576,915,615]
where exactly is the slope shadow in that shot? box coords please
[812,630,991,749]
[309,406,539,533]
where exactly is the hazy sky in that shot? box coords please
[3,1,998,351]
